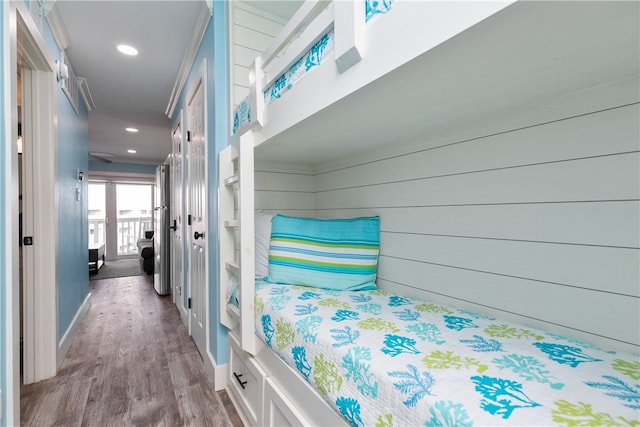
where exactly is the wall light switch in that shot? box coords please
[76,187,81,201]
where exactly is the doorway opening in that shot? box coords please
[88,181,153,261]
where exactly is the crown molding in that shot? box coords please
[166,1,212,119]
[44,2,69,50]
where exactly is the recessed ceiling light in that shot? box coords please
[117,44,138,56]
[127,149,137,154]
[125,127,138,133]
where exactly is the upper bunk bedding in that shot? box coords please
[254,281,640,427]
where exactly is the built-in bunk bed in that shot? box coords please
[220,1,640,426]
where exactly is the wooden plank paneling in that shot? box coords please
[381,232,639,296]
[256,190,314,212]
[315,153,639,208]
[315,104,640,191]
[234,44,263,68]
[376,257,639,351]
[256,170,315,192]
[230,3,284,113]
[325,202,640,248]
[313,100,639,354]
[234,26,275,54]
[382,202,639,248]
[233,64,250,89]
[233,7,285,38]
[255,165,315,215]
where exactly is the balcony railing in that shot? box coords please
[89,216,152,256]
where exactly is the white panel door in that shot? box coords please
[171,116,185,317]
[187,74,207,356]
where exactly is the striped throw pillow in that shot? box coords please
[266,215,380,291]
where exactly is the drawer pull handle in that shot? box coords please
[233,372,248,389]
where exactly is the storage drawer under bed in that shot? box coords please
[228,335,265,426]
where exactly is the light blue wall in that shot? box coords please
[211,0,230,364]
[89,160,157,175]
[40,11,92,342]
[56,85,89,340]
[172,0,229,365]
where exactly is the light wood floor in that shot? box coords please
[20,274,243,427]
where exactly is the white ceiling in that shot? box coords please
[52,0,300,165]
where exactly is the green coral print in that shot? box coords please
[313,353,343,395]
[422,350,488,373]
[375,413,394,427]
[358,317,400,333]
[613,359,640,380]
[552,400,640,427]
[368,289,390,296]
[318,297,351,309]
[415,303,453,315]
[254,294,265,316]
[485,323,544,341]
[275,319,295,350]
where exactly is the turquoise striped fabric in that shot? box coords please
[266,215,380,291]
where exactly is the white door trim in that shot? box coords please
[17,4,58,385]
[171,110,189,326]
[4,2,58,424]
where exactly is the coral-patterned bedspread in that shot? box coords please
[254,282,639,426]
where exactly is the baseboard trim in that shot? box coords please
[57,293,91,368]
[204,349,229,391]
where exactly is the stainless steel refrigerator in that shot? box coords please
[154,164,171,295]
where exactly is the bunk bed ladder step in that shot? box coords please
[219,144,238,330]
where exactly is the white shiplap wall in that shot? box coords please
[230,3,286,108]
[254,78,639,355]
[255,160,316,216]
[311,83,639,355]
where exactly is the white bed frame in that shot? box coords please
[219,132,346,426]
[218,1,638,425]
[219,2,516,424]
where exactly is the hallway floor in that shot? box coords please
[20,275,242,427]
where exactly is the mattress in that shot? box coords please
[254,282,639,426]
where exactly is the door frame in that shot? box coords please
[171,110,189,324]
[185,59,208,355]
[4,1,58,423]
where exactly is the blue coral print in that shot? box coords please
[381,334,420,357]
[387,364,434,407]
[424,400,473,427]
[264,30,335,105]
[333,309,360,322]
[444,315,478,331]
[389,296,412,307]
[471,375,540,419]
[585,376,640,409]
[232,97,251,134]
[533,342,603,367]
[343,347,378,397]
[296,315,322,343]
[365,0,394,22]
[407,322,445,345]
[262,314,274,347]
[460,335,503,352]
[292,346,312,381]
[493,354,564,389]
[331,326,361,348]
[336,396,364,427]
